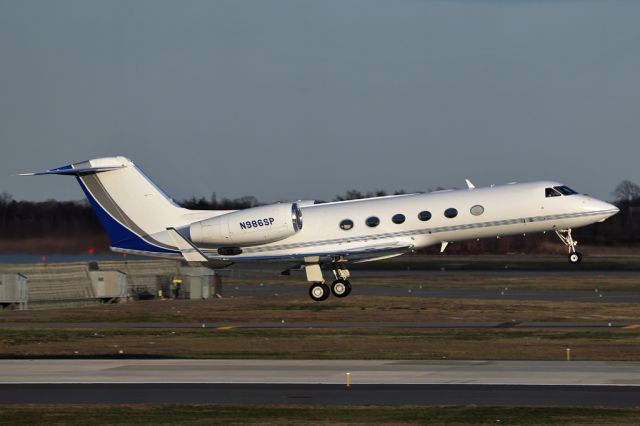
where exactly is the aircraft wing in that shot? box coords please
[212,241,413,264]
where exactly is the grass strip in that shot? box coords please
[1,404,640,425]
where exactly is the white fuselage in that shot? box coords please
[196,180,618,262]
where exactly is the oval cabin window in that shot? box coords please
[392,214,406,224]
[339,219,354,230]
[470,205,484,216]
[365,216,380,227]
[418,211,432,221]
[444,208,458,219]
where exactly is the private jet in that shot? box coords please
[22,156,619,301]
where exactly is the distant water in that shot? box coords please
[0,253,147,263]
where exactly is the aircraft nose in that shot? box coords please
[583,197,619,220]
[606,202,620,217]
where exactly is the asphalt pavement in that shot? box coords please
[1,359,640,406]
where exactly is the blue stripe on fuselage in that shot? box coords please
[75,176,176,254]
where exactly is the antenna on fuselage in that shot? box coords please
[465,179,475,189]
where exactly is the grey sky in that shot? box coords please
[1,0,638,203]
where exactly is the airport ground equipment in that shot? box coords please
[0,274,28,310]
[88,270,128,303]
[22,157,620,301]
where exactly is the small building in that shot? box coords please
[89,270,128,303]
[0,273,28,310]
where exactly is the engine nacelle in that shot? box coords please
[189,203,303,246]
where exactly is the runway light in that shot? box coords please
[345,372,351,387]
[566,348,571,361]
[87,247,95,255]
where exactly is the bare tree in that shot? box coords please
[0,192,13,204]
[613,180,640,202]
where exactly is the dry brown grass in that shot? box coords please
[0,327,639,361]
[2,404,640,425]
[0,294,639,323]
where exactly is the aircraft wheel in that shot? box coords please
[309,283,330,302]
[568,252,582,264]
[331,279,351,298]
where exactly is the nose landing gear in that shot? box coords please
[555,229,582,264]
[568,252,582,264]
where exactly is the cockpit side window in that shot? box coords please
[554,186,579,196]
[545,187,561,198]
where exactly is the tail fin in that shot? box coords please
[22,156,183,255]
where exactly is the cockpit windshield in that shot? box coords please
[545,187,561,197]
[554,186,579,196]
[545,186,579,197]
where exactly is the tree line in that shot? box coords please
[0,180,638,251]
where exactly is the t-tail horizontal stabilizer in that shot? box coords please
[166,227,208,263]
[18,165,126,176]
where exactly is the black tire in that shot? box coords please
[568,252,582,264]
[344,280,352,296]
[320,284,331,301]
[331,279,350,298]
[309,283,330,301]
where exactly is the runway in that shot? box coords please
[1,360,639,406]
[1,383,638,406]
[3,359,640,385]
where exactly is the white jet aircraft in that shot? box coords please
[22,156,619,301]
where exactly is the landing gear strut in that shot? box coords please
[555,229,582,264]
[330,263,351,298]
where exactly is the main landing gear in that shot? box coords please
[330,279,352,298]
[305,262,352,301]
[555,229,582,264]
[309,282,330,301]
[308,279,352,302]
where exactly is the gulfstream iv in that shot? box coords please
[22,157,619,301]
